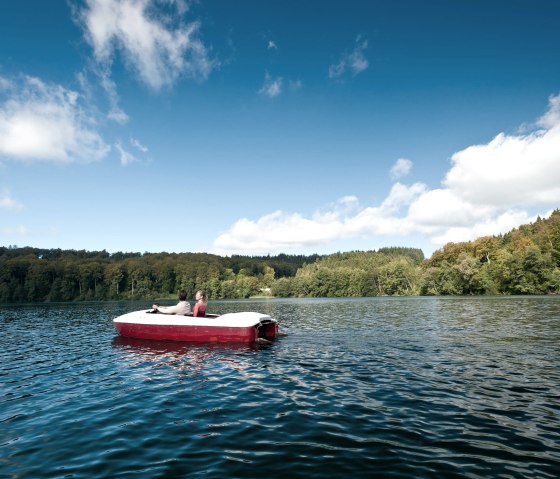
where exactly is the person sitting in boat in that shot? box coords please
[192,289,208,317]
[152,289,191,315]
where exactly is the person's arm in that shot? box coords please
[155,301,190,315]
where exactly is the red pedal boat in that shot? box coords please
[113,310,279,343]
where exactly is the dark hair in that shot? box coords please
[197,289,208,303]
[178,289,187,301]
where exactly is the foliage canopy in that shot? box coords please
[2,210,560,303]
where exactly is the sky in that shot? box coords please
[1,0,560,258]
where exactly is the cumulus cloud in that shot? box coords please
[78,0,216,91]
[429,210,533,246]
[537,93,560,129]
[390,158,412,180]
[329,35,368,79]
[0,76,110,163]
[259,72,283,98]
[444,128,560,208]
[213,94,560,255]
[213,183,427,254]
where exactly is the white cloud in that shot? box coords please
[259,74,302,97]
[0,225,31,236]
[213,94,560,255]
[213,183,427,255]
[335,195,359,211]
[0,191,23,211]
[101,74,130,124]
[0,76,12,91]
[408,189,487,228]
[214,211,344,253]
[537,93,560,129]
[0,76,110,163]
[444,126,560,208]
[115,142,137,165]
[130,137,148,152]
[430,210,534,246]
[267,40,277,50]
[380,182,427,214]
[390,158,412,180]
[78,69,129,124]
[259,72,283,98]
[79,0,216,91]
[289,79,303,91]
[329,36,368,79]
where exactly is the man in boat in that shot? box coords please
[152,290,191,315]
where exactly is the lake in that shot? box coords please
[1,297,559,478]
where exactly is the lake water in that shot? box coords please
[1,297,560,478]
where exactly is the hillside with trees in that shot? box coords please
[1,210,559,303]
[420,210,560,295]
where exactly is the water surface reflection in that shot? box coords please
[1,297,559,478]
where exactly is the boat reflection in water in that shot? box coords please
[112,335,270,354]
[111,335,273,376]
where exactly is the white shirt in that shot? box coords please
[156,300,191,315]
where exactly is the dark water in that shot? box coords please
[1,297,560,478]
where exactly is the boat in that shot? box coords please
[113,310,279,343]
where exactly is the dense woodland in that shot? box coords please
[2,210,560,303]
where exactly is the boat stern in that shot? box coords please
[256,316,279,340]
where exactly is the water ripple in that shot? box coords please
[1,298,559,478]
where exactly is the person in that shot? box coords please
[192,289,208,317]
[152,289,191,315]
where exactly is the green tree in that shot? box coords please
[271,277,293,297]
[453,253,482,294]
[104,263,126,299]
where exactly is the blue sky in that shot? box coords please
[1,0,560,258]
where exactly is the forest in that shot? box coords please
[1,210,560,303]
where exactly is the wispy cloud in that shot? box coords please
[101,73,129,124]
[267,40,277,50]
[390,158,412,180]
[213,94,560,255]
[78,0,217,92]
[329,35,368,79]
[114,137,149,165]
[0,76,12,91]
[289,79,303,92]
[130,137,148,152]
[259,72,283,98]
[0,225,31,236]
[0,191,23,211]
[115,142,137,166]
[77,69,129,124]
[0,76,110,163]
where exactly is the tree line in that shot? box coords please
[1,210,560,303]
[0,248,320,303]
